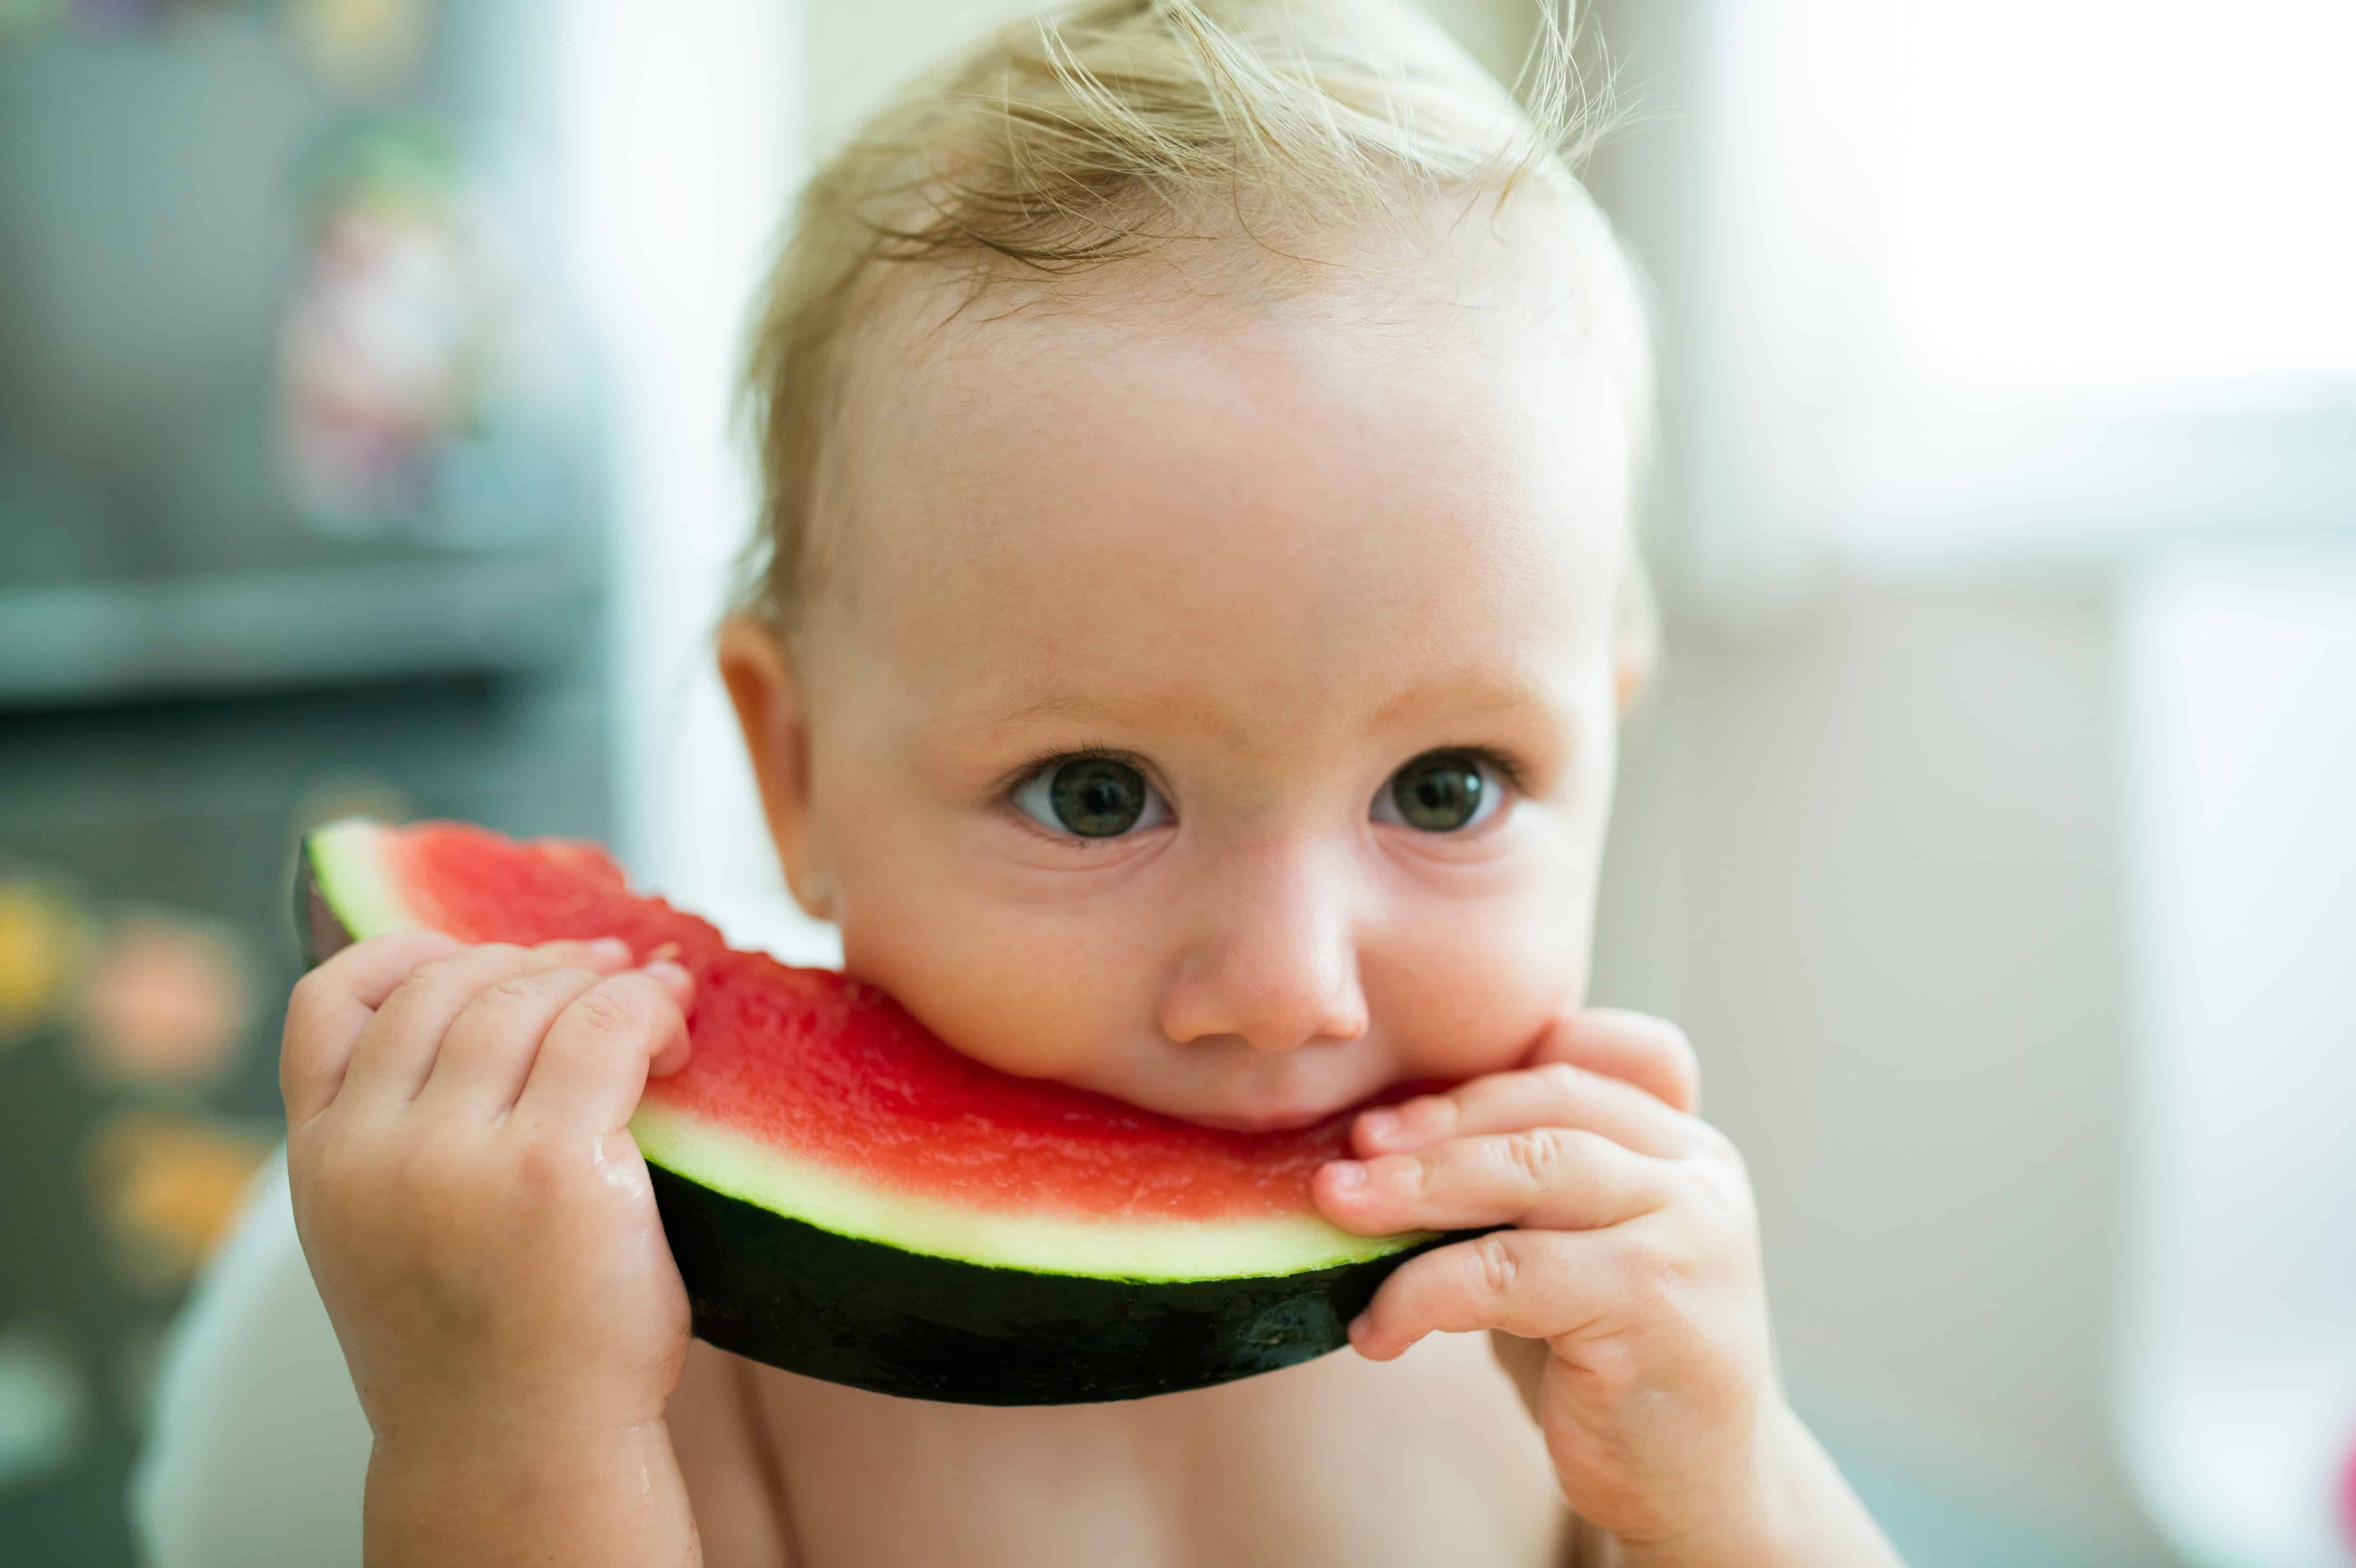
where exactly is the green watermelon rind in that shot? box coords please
[649,1162,1456,1404]
[303,817,426,958]
[294,819,1454,1405]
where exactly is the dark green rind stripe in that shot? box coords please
[648,1161,1455,1405]
[296,848,350,969]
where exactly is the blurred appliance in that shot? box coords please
[0,9,607,1566]
[0,9,600,709]
[2119,550,2356,1568]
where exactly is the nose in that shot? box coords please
[1156,833,1370,1054]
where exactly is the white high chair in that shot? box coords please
[132,1149,369,1568]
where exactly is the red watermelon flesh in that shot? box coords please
[308,819,1423,1282]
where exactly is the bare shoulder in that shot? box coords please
[670,1339,796,1568]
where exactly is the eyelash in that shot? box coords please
[1434,744,1530,797]
[997,745,1165,846]
[997,742,1534,840]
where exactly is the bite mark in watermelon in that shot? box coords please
[297,819,1450,1405]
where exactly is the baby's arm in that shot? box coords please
[281,931,706,1568]
[1317,1011,1901,1568]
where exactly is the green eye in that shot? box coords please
[1013,756,1168,838]
[1376,750,1502,833]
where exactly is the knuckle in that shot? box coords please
[1686,1149,1757,1230]
[286,965,338,1017]
[1576,1334,1648,1399]
[1688,1115,1742,1170]
[379,1136,448,1208]
[1500,1127,1566,1186]
[570,978,655,1037]
[510,1129,577,1193]
[1614,1230,1699,1307]
[486,974,544,1005]
[406,953,470,990]
[1469,1233,1520,1306]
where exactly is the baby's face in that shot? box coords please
[731,220,1636,1131]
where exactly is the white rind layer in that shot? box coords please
[310,820,425,939]
[630,1099,1423,1282]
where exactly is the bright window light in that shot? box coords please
[1887,0,2356,389]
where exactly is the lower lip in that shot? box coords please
[1180,1101,1357,1135]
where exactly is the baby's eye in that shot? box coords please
[1012,755,1171,839]
[1372,750,1506,833]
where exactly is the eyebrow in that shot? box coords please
[948,668,1572,752]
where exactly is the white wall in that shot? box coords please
[1593,580,2177,1562]
[572,1,844,965]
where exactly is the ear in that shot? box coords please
[1613,554,1660,712]
[717,615,836,921]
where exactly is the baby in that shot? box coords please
[280,2,1901,1563]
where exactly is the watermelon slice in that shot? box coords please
[295,819,1451,1405]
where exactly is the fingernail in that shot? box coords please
[644,958,693,997]
[588,936,632,963]
[1360,1110,1397,1146]
[1328,1160,1366,1192]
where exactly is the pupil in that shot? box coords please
[1395,753,1483,831]
[1050,758,1146,837]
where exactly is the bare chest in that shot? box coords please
[727,1337,1563,1568]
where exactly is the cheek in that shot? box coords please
[1364,879,1595,1079]
[828,822,1151,1083]
[1368,787,1611,1078]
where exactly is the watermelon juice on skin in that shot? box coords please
[299,817,1460,1404]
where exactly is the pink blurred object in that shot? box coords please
[75,913,253,1090]
[274,120,505,537]
[2340,1434,2356,1554]
[278,194,474,528]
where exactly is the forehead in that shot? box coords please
[812,215,1633,743]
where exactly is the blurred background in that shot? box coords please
[0,0,2348,1564]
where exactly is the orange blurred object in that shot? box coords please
[85,1110,274,1292]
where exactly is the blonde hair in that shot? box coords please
[735,0,1653,652]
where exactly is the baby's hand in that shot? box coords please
[280,931,696,1452]
[1314,1012,1897,1566]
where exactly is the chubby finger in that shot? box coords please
[341,938,635,1109]
[280,929,464,1124]
[414,963,616,1117]
[513,962,693,1132]
[1318,1125,1670,1236]
[1353,1062,1694,1162]
[1350,1227,1625,1360]
[1527,1010,1700,1115]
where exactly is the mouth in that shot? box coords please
[1082,1042,1414,1138]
